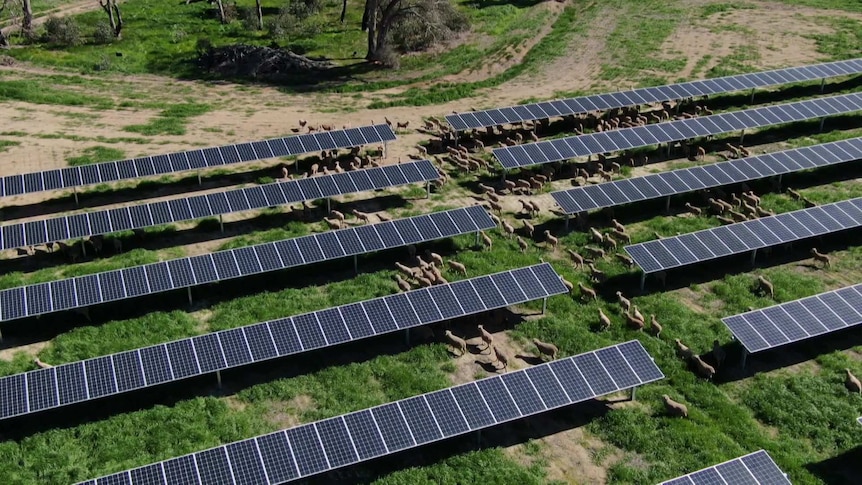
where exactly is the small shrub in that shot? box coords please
[240,7,261,31]
[390,0,469,53]
[92,20,114,45]
[376,45,400,69]
[288,0,321,20]
[43,16,82,47]
[221,2,239,23]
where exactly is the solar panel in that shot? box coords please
[446,59,862,131]
[1,124,397,198]
[0,206,495,323]
[722,282,862,354]
[551,137,862,214]
[78,340,664,485]
[0,263,568,422]
[0,160,440,250]
[660,449,791,485]
[625,196,862,273]
[493,92,862,169]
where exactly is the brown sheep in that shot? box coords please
[480,231,493,250]
[522,220,535,238]
[533,339,558,360]
[501,220,515,239]
[578,282,597,301]
[517,236,529,253]
[649,314,662,338]
[756,275,774,299]
[846,369,862,394]
[675,338,694,361]
[447,260,467,276]
[810,248,831,268]
[662,394,688,418]
[692,355,716,379]
[544,230,559,250]
[444,330,467,356]
[625,313,645,331]
[616,291,631,313]
[567,249,585,268]
[394,274,412,292]
[477,324,493,352]
[598,309,612,331]
[493,345,509,372]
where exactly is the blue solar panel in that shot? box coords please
[660,450,790,485]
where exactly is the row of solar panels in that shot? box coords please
[0,263,567,421]
[492,92,862,169]
[660,450,790,485]
[0,124,397,198]
[0,159,439,251]
[624,196,862,274]
[723,282,862,354]
[446,58,862,130]
[79,340,664,485]
[0,206,496,323]
[552,137,862,214]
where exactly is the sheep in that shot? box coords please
[616,291,631,313]
[602,233,618,251]
[501,220,515,238]
[487,199,503,214]
[522,220,535,239]
[598,308,612,330]
[662,395,688,418]
[625,313,645,331]
[517,236,529,253]
[518,199,533,214]
[441,261,465,278]
[708,198,726,214]
[560,277,574,293]
[417,276,434,288]
[585,246,606,259]
[397,121,410,129]
[533,339,559,360]
[615,253,635,267]
[589,263,607,283]
[649,314,662,338]
[787,187,802,200]
[480,231,493,250]
[692,355,716,379]
[696,146,706,161]
[394,274,412,292]
[477,324,493,351]
[544,230,559,250]
[426,250,444,267]
[590,227,604,244]
[711,339,726,369]
[395,261,417,279]
[675,338,694,361]
[742,191,760,207]
[578,282,597,301]
[632,305,645,323]
[492,345,509,371]
[756,275,774,299]
[684,202,702,216]
[377,213,392,222]
[611,219,626,233]
[610,228,631,244]
[845,369,861,393]
[444,330,467,356]
[324,217,342,230]
[810,248,831,268]
[529,201,541,215]
[351,209,371,224]
[34,358,53,369]
[489,213,502,227]
[567,249,585,268]
[478,182,496,195]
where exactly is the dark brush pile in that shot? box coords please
[197,44,333,79]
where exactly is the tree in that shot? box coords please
[255,0,263,30]
[362,0,466,63]
[340,0,347,23]
[98,0,123,38]
[0,0,9,48]
[20,0,32,39]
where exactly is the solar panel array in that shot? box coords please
[722,282,862,354]
[552,137,862,214]
[492,92,862,169]
[446,58,862,130]
[0,206,495,323]
[625,196,862,274]
[660,449,791,485]
[0,124,397,198]
[0,263,568,422]
[79,340,664,485]
[0,159,440,250]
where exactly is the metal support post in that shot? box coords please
[564,214,570,230]
[382,142,388,159]
[476,430,482,448]
[750,88,755,104]
[820,78,825,93]
[500,168,508,183]
[777,174,782,189]
[187,287,193,305]
[739,129,745,145]
[750,248,758,267]
[740,349,749,369]
[73,186,79,205]
[639,272,646,292]
[630,386,637,401]
[819,118,825,132]
[82,240,87,257]
[353,254,358,274]
[665,196,671,213]
[666,143,671,157]
[475,231,480,246]
[216,370,222,389]
[198,171,202,185]
[404,328,410,346]
[326,198,331,214]
[542,297,548,315]
[0,327,3,342]
[219,214,224,232]
[425,182,431,199]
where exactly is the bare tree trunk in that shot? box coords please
[21,0,33,39]
[0,30,8,49]
[364,0,377,60]
[112,2,122,38]
[98,0,123,38]
[340,0,347,23]
[214,0,226,23]
[255,0,262,30]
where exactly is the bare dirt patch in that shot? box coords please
[0,339,49,361]
[262,394,315,428]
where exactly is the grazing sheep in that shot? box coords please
[517,236,529,253]
[649,314,662,338]
[578,282,597,301]
[610,228,631,244]
[711,339,726,369]
[590,227,604,244]
[528,201,541,215]
[427,251,444,267]
[692,355,716,379]
[625,313,645,331]
[616,291,631,313]
[589,263,607,283]
[567,249,585,268]
[351,209,371,224]
[684,202,703,216]
[662,395,688,418]
[487,199,503,214]
[598,309,612,331]
[611,219,626,233]
[522,220,535,239]
[324,217,342,230]
[518,199,533,214]
[417,276,434,288]
[533,339,559,360]
[585,246,606,259]
[444,330,467,356]
[397,121,410,129]
[477,325,493,351]
[632,305,645,323]
[615,253,635,267]
[493,345,509,371]
[34,358,53,369]
[489,213,502,227]
[448,260,467,276]
[675,338,694,361]
[395,261,417,279]
[559,277,574,293]
[810,248,831,268]
[330,210,346,223]
[756,275,774,299]
[787,187,802,200]
[544,230,559,250]
[502,220,515,238]
[602,233,618,251]
[480,231,493,250]
[845,369,861,393]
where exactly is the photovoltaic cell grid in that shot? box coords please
[722,282,862,354]
[0,263,568,422]
[492,92,862,169]
[552,137,862,214]
[0,124,397,198]
[78,340,664,485]
[625,196,862,274]
[660,449,791,485]
[446,58,862,130]
[0,159,440,250]
[0,206,495,323]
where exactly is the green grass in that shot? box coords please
[0,80,114,109]
[0,139,20,152]
[123,103,212,136]
[807,17,862,59]
[66,146,126,166]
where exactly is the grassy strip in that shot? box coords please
[0,80,115,109]
[123,103,212,136]
[66,146,126,166]
[0,139,20,153]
